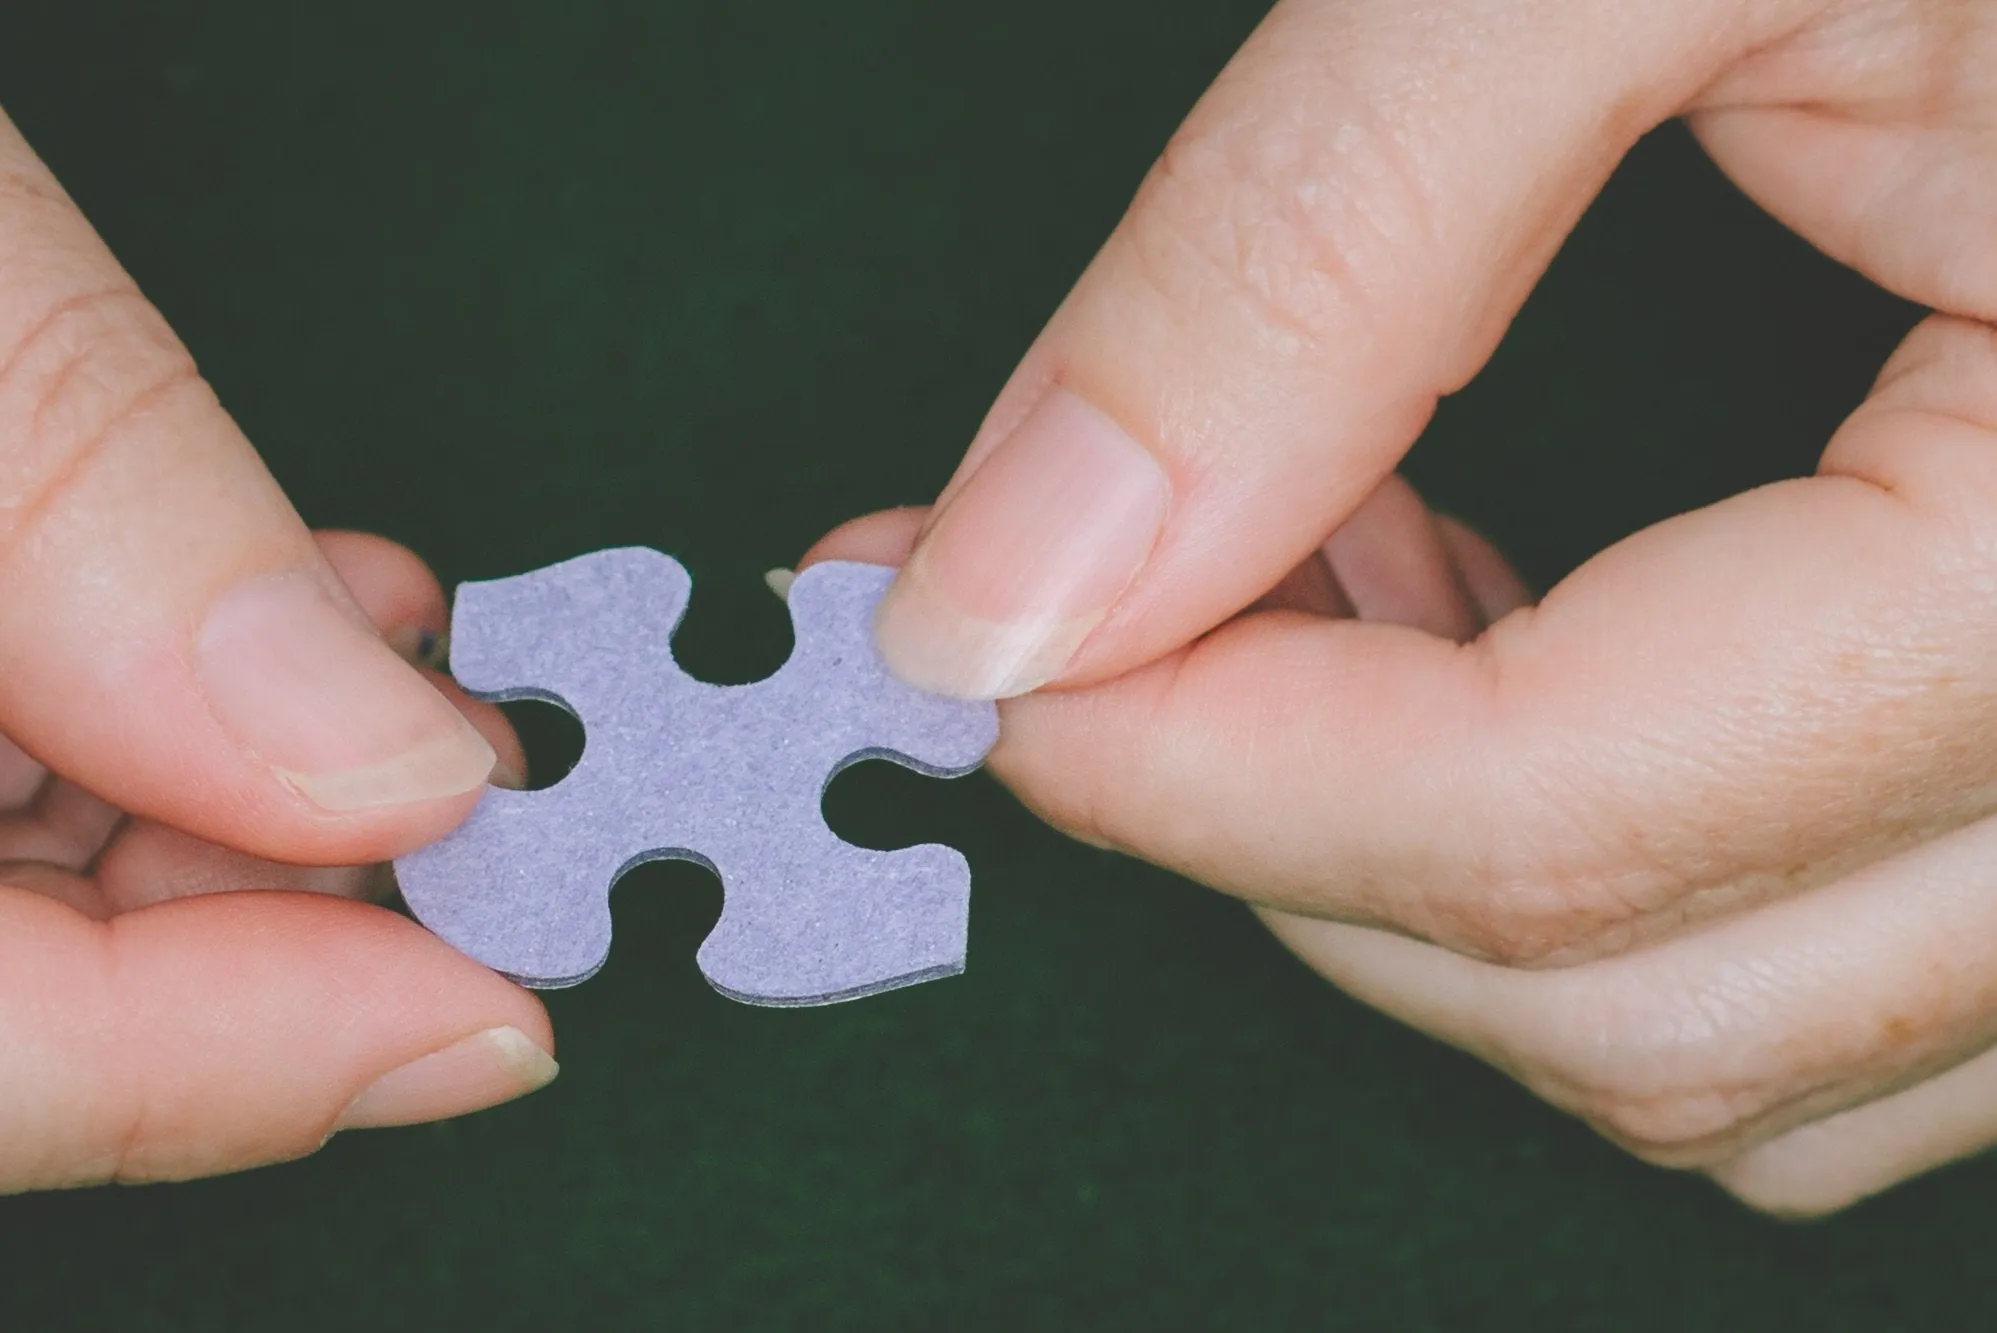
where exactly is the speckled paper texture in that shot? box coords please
[393,549,998,1006]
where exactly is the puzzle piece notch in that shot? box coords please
[393,549,998,1006]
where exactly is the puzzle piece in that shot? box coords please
[393,549,998,1006]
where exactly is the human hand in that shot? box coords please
[0,110,553,1193]
[806,0,1997,1215]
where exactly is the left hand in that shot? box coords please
[0,528,550,1192]
[0,107,557,1193]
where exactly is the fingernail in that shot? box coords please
[874,388,1168,697]
[334,1026,558,1132]
[198,572,496,811]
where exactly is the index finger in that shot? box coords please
[868,0,1787,699]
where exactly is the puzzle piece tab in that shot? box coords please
[393,549,998,1006]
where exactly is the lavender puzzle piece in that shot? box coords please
[392,549,997,1006]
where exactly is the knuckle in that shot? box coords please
[1578,1088,1752,1165]
[1409,824,1654,966]
[1125,88,1438,360]
[1416,873,1614,966]
[1516,977,1774,1164]
[1409,766,1747,969]
[1389,735,1670,967]
[0,286,202,560]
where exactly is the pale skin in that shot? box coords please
[806,0,1997,1216]
[0,112,553,1192]
[5,0,1996,1214]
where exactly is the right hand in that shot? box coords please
[810,0,1997,1216]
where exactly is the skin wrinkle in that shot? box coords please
[1441,457,1997,968]
[103,915,159,1187]
[1512,878,1997,1165]
[1694,0,1915,112]
[0,282,204,585]
[1502,742,1997,970]
[20,905,124,1193]
[1131,148,1342,364]
[0,286,145,400]
[1326,637,1529,945]
[25,307,177,449]
[0,169,68,208]
[1869,379,1997,446]
[1138,78,1428,367]
[1457,608,1716,951]
[1582,1020,1996,1166]
[1375,684,1741,963]
[0,362,203,578]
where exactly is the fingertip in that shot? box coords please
[0,735,49,810]
[1323,476,1483,643]
[425,669,526,792]
[1435,515,1534,623]
[313,529,450,647]
[311,535,524,804]
[798,507,930,571]
[334,1023,558,1132]
[1250,550,1356,618]
[91,819,385,912]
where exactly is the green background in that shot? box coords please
[0,1,1966,1328]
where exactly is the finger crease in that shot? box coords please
[0,361,203,575]
[0,286,146,391]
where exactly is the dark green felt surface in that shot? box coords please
[0,2,1968,1329]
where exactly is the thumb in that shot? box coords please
[871,0,1797,698]
[0,110,493,862]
